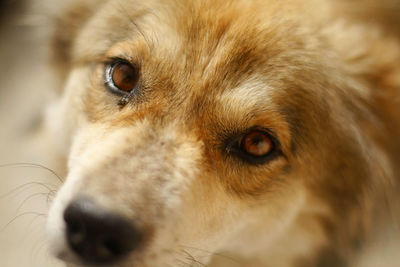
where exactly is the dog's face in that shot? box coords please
[45,0,381,266]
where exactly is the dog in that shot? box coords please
[43,0,400,266]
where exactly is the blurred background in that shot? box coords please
[0,0,63,266]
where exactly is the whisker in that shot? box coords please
[0,162,64,183]
[30,239,47,265]
[19,213,48,244]
[180,245,241,265]
[0,181,56,199]
[26,213,47,230]
[26,222,49,265]
[181,249,207,267]
[1,212,46,232]
[45,189,57,204]
[14,192,51,215]
[175,258,191,267]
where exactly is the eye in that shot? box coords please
[226,129,278,164]
[105,60,139,96]
[241,131,273,157]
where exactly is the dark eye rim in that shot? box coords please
[225,127,282,165]
[104,58,140,97]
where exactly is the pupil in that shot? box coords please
[113,63,137,92]
[249,135,265,150]
[123,73,134,82]
[252,136,263,146]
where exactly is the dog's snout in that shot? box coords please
[63,197,142,264]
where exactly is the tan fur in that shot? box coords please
[44,0,400,266]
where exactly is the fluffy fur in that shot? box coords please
[44,0,400,266]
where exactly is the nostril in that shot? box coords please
[67,219,81,234]
[63,196,143,264]
[64,215,86,247]
[102,237,123,256]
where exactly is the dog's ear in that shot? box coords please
[51,0,105,83]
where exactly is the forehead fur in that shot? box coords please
[75,0,341,134]
[74,0,327,76]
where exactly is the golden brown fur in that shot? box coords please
[44,0,400,266]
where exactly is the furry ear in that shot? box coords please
[51,0,105,83]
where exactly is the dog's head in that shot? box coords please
[45,0,398,266]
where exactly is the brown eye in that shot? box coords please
[226,128,279,164]
[105,60,139,95]
[241,131,273,157]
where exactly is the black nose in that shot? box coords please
[63,196,142,264]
